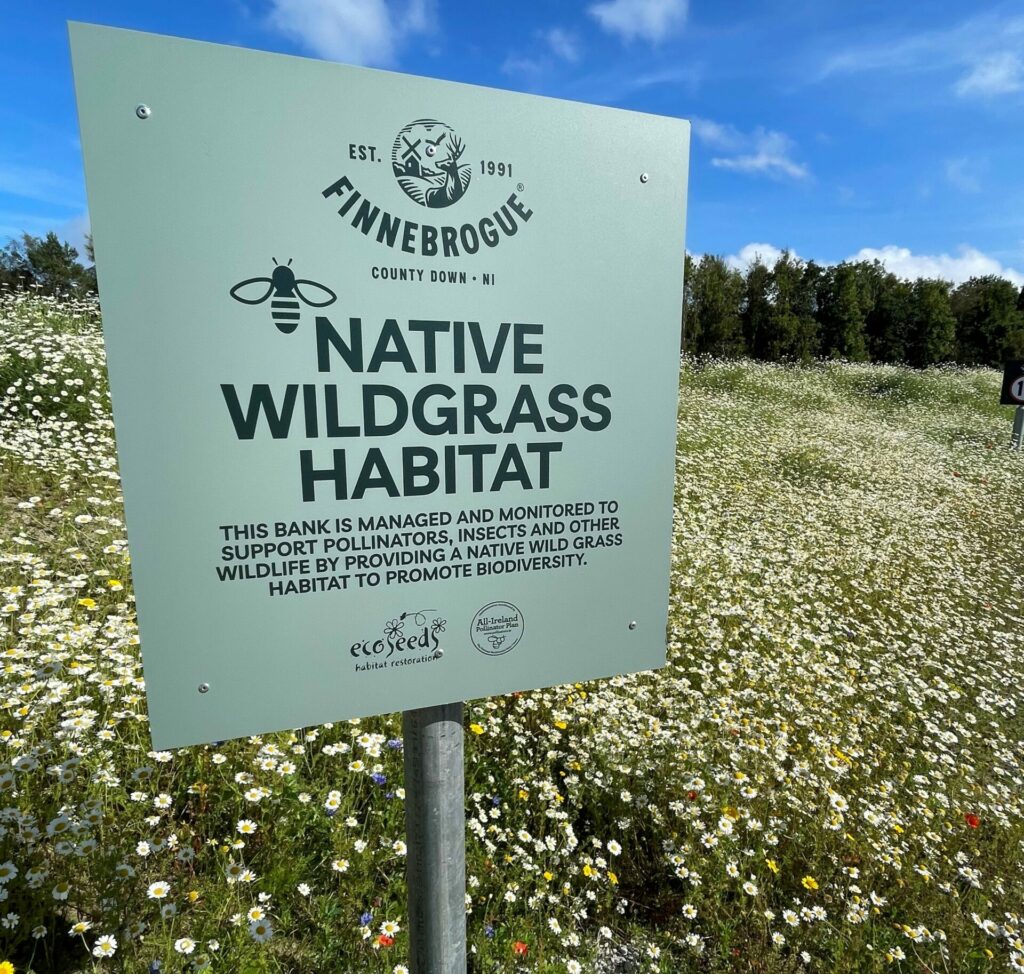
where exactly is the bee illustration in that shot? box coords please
[229,258,337,334]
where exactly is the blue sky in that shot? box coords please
[3,0,1023,284]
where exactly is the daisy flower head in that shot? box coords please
[250,919,274,943]
[92,933,118,957]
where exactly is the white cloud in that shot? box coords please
[542,27,580,63]
[944,157,981,194]
[266,0,434,66]
[954,51,1024,96]
[722,242,1024,287]
[724,243,799,272]
[849,245,1024,288]
[0,164,81,208]
[501,55,544,78]
[818,12,1024,102]
[588,0,687,44]
[690,117,742,152]
[696,123,808,181]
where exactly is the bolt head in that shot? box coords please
[197,682,210,694]
[639,172,649,184]
[628,621,638,631]
[136,104,152,120]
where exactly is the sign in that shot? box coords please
[70,23,690,749]
[1002,361,1024,406]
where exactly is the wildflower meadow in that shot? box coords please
[0,290,1022,972]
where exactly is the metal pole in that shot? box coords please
[402,701,466,974]
[1013,406,1024,451]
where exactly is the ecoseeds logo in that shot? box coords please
[322,116,533,257]
[351,609,446,673]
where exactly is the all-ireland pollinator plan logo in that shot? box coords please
[322,116,533,257]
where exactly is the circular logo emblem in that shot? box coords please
[470,602,524,656]
[391,118,471,209]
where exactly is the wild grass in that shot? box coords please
[1,294,1022,972]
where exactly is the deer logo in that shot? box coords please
[391,118,472,209]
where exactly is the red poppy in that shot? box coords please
[964,813,980,829]
[377,934,395,947]
[687,790,699,801]
[513,941,529,957]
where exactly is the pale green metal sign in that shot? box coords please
[70,23,690,749]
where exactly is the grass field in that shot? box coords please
[1,291,1023,973]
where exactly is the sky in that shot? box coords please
[2,0,1023,285]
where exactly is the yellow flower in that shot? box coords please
[801,876,819,890]
[187,890,200,903]
[543,871,553,882]
[722,806,740,821]
[77,598,97,609]
[0,962,14,974]
[582,864,593,877]
[468,724,484,735]
[554,720,567,730]
[608,871,618,885]
[766,859,779,875]
[517,789,529,800]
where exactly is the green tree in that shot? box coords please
[866,273,914,363]
[817,263,868,360]
[688,254,746,357]
[681,252,695,353]
[741,259,774,360]
[909,279,956,366]
[25,232,91,294]
[767,253,820,361]
[0,236,34,290]
[950,276,1024,365]
[0,232,96,295]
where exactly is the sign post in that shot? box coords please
[1000,361,1024,449]
[402,702,466,972]
[70,22,689,967]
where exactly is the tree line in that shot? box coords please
[3,229,1024,368]
[0,232,97,296]
[683,252,1024,367]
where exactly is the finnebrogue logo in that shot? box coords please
[471,602,525,656]
[392,119,471,209]
[322,117,533,259]
[351,609,446,673]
